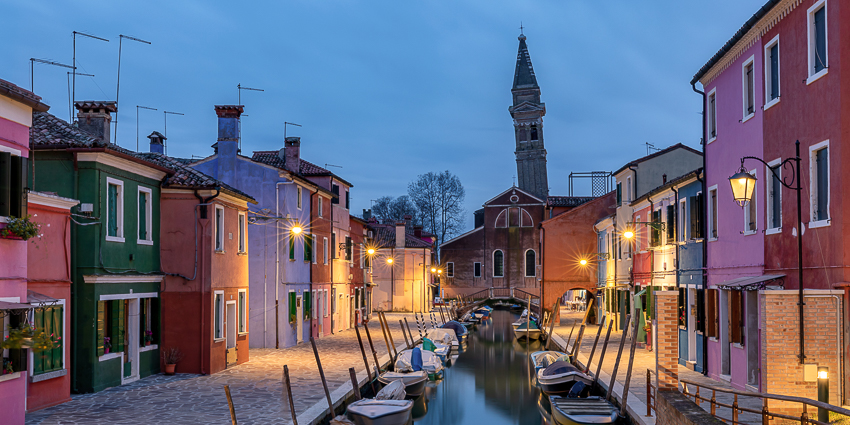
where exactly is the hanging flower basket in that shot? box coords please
[0,215,41,241]
[1,325,57,353]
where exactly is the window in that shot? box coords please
[137,187,153,245]
[238,290,247,334]
[767,161,782,231]
[707,187,718,240]
[345,189,350,210]
[345,236,352,261]
[318,197,323,218]
[289,291,297,324]
[616,182,622,205]
[289,231,296,261]
[743,170,757,234]
[742,56,755,120]
[324,289,330,317]
[474,262,481,278]
[493,250,504,277]
[332,232,337,259]
[707,89,717,141]
[689,193,704,239]
[635,215,641,252]
[215,205,224,251]
[508,208,519,227]
[238,212,246,253]
[214,291,224,340]
[650,209,661,247]
[106,177,124,242]
[32,304,64,374]
[530,125,538,141]
[525,250,536,277]
[296,186,302,210]
[679,199,687,241]
[312,291,318,319]
[810,141,830,225]
[706,289,718,339]
[313,235,318,264]
[626,177,632,202]
[359,244,364,268]
[445,262,454,277]
[666,204,675,243]
[323,237,329,265]
[495,209,507,228]
[138,298,159,348]
[0,150,27,219]
[331,184,340,205]
[678,288,686,328]
[764,35,780,107]
[304,233,313,262]
[807,0,828,81]
[729,290,744,345]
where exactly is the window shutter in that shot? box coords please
[817,148,829,221]
[666,205,675,241]
[814,7,826,72]
[52,306,63,370]
[139,299,147,348]
[139,192,147,240]
[770,44,780,99]
[108,185,118,237]
[34,308,45,374]
[96,301,105,356]
[345,191,350,209]
[289,233,296,260]
[115,301,125,352]
[304,234,312,262]
[331,233,337,259]
[304,292,311,320]
[11,156,26,218]
[696,193,705,239]
[0,152,11,216]
[771,169,782,228]
[289,292,296,323]
[332,185,340,204]
[345,236,352,261]
[616,184,622,205]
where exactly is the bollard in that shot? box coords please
[283,365,298,425]
[310,337,335,417]
[349,367,362,401]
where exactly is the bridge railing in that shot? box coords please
[514,289,542,318]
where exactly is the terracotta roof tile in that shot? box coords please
[251,151,332,176]
[369,224,433,249]
[547,196,595,208]
[136,152,256,203]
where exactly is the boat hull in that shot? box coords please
[347,399,414,425]
[514,328,542,340]
[537,370,592,395]
[549,396,618,425]
[377,372,428,398]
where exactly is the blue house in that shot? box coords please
[674,169,705,373]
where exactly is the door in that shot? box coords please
[226,301,237,366]
[350,293,355,328]
[331,287,336,332]
[688,288,697,364]
[121,299,140,385]
[745,292,759,388]
[296,295,303,343]
[318,290,324,336]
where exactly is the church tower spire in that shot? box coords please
[509,32,549,200]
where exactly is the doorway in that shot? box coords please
[296,295,303,344]
[121,298,140,385]
[688,288,697,364]
[745,292,759,388]
[226,301,237,367]
[350,292,355,328]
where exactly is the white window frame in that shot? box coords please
[626,176,632,202]
[707,88,717,143]
[446,262,454,278]
[213,290,225,341]
[297,186,303,210]
[312,290,318,319]
[809,140,830,228]
[359,243,364,268]
[323,237,329,265]
[238,211,247,254]
[215,204,225,252]
[678,198,687,242]
[312,235,318,264]
[806,0,829,84]
[524,249,536,277]
[473,262,481,278]
[136,186,153,245]
[105,177,125,243]
[493,250,504,278]
[324,289,330,317]
[707,186,718,241]
[318,196,323,218]
[766,159,782,235]
[635,214,641,252]
[763,35,781,110]
[741,55,756,123]
[742,169,757,235]
[28,299,67,377]
[237,289,247,334]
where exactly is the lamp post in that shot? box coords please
[818,367,829,422]
[729,141,804,363]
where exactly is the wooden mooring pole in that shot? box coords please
[404,317,418,345]
[570,299,595,360]
[224,385,237,425]
[310,337,335,417]
[363,323,382,376]
[381,312,398,357]
[375,312,393,360]
[606,314,632,402]
[545,300,560,350]
[354,325,377,394]
[349,367,362,401]
[619,310,642,417]
[585,314,607,374]
[399,319,411,349]
[283,365,298,425]
[593,317,615,386]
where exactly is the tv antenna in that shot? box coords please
[284,122,301,141]
[237,83,263,104]
[72,31,109,123]
[136,105,157,152]
[29,58,74,92]
[163,110,184,154]
[66,71,95,122]
[115,35,151,146]
[325,163,342,169]
[646,142,661,155]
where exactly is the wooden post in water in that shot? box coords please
[545,300,560,350]
[438,305,446,323]
[404,317,418,345]
[224,385,238,425]
[382,312,398,357]
[363,323,382,376]
[619,309,642,417]
[593,318,615,386]
[399,319,411,349]
[570,299,595,359]
[375,312,393,360]
[310,337,335,417]
[606,314,632,402]
[585,314,607,374]
[283,365,298,425]
[349,367,362,401]
[354,325,378,394]
[566,321,576,348]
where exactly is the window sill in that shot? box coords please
[140,344,158,353]
[732,343,745,350]
[0,372,21,383]
[215,250,226,255]
[238,332,248,336]
[137,239,154,246]
[765,227,782,236]
[708,238,718,242]
[213,338,225,343]
[764,97,780,111]
[707,136,717,145]
[806,68,828,85]
[708,337,719,342]
[31,368,66,383]
[0,216,8,224]
[741,113,755,124]
[99,352,123,362]
[809,219,830,229]
[238,252,248,256]
[742,230,757,236]
[105,236,125,243]
[718,374,732,383]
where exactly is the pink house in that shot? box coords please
[0,79,50,422]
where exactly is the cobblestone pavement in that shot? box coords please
[26,313,419,425]
[556,308,764,424]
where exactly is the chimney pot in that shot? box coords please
[147,131,166,154]
[395,221,405,248]
[75,101,116,143]
[283,136,301,173]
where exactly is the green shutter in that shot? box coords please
[10,156,26,218]
[304,292,311,320]
[289,233,296,260]
[113,301,125,352]
[34,308,45,374]
[52,306,62,371]
[139,191,147,240]
[96,301,105,356]
[108,184,118,237]
[0,152,11,216]
[304,234,312,262]
[289,292,296,323]
[139,299,147,347]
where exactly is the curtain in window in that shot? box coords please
[814,7,827,72]
[304,234,312,262]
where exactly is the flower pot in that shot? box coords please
[164,363,176,375]
[146,341,151,346]
[105,347,110,354]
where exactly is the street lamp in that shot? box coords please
[386,258,393,265]
[367,248,375,256]
[291,225,302,235]
[729,140,804,363]
[579,259,588,266]
[622,230,635,239]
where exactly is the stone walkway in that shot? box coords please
[26,313,419,425]
[555,309,764,425]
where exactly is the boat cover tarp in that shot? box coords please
[411,347,423,372]
[422,338,436,352]
[568,381,588,398]
[396,349,443,374]
[441,321,467,337]
[517,320,539,330]
[534,352,564,369]
[346,399,413,420]
[375,380,406,400]
[427,328,458,344]
[542,361,581,378]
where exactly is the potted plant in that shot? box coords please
[1,324,57,351]
[104,337,112,354]
[0,215,41,241]
[144,330,153,346]
[161,347,183,375]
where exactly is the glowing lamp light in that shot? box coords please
[818,369,829,380]
[623,230,635,239]
[729,168,757,207]
[579,259,588,266]
[437,269,442,274]
[431,267,437,273]
[386,258,393,264]
[367,248,375,255]
[291,226,302,235]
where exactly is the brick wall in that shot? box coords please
[656,390,725,425]
[655,291,679,391]
[760,290,843,416]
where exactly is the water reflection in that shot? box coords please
[414,309,549,425]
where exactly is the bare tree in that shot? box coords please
[408,170,466,256]
[370,195,420,224]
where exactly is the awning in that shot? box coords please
[0,300,35,310]
[27,290,60,304]
[715,274,785,291]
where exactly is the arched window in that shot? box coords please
[525,249,536,277]
[493,250,504,277]
[520,209,533,227]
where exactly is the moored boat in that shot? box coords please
[549,395,618,425]
[514,319,542,340]
[395,347,444,379]
[530,351,568,374]
[536,361,591,395]
[377,371,428,398]
[346,380,413,425]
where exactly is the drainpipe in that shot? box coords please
[71,152,80,393]
[310,187,318,336]
[330,181,334,333]
[276,180,294,348]
[193,189,219,374]
[692,81,708,376]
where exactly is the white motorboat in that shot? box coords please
[395,348,444,378]
[346,381,413,425]
[377,371,428,398]
[549,395,618,425]
[514,319,542,340]
[536,361,591,395]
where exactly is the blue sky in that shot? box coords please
[3,1,764,230]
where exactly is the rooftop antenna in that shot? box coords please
[519,22,524,35]
[115,35,152,146]
[66,71,95,123]
[284,121,301,142]
[30,58,75,92]
[325,163,342,169]
[237,84,263,152]
[646,142,661,155]
[163,110,184,155]
[72,31,109,123]
[136,105,157,152]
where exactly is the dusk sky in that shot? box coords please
[3,1,763,230]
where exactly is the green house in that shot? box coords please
[29,104,171,393]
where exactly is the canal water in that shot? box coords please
[412,308,552,425]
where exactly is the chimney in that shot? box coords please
[279,136,301,172]
[75,101,116,142]
[214,105,243,158]
[147,131,166,154]
[362,209,372,221]
[414,225,423,239]
[662,174,667,184]
[395,221,405,248]
[403,214,413,224]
